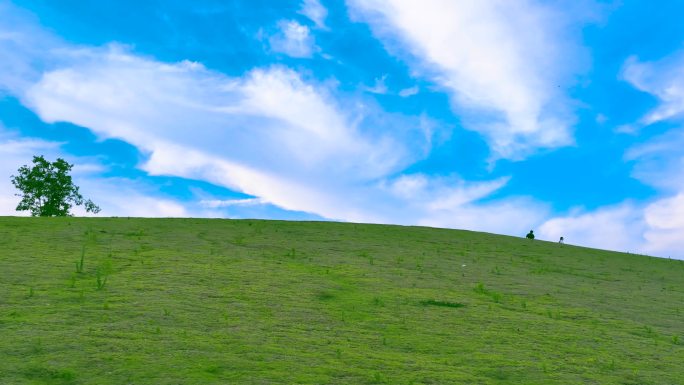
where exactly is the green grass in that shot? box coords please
[1,216,683,384]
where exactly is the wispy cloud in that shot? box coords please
[347,0,590,160]
[622,52,684,125]
[199,198,266,208]
[378,173,546,235]
[625,127,684,193]
[538,197,684,259]
[398,86,419,98]
[269,20,317,58]
[299,0,328,29]
[0,2,63,94]
[73,177,194,218]
[364,74,388,94]
[539,204,647,253]
[643,194,684,256]
[621,50,684,194]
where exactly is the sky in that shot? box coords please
[1,0,683,259]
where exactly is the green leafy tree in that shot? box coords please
[10,155,101,217]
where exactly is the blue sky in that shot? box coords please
[1,0,684,258]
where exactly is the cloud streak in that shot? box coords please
[347,0,588,160]
[622,52,684,125]
[299,0,328,29]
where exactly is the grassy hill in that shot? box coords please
[1,217,682,384]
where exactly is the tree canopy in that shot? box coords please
[11,155,101,217]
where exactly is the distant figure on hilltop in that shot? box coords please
[526,230,535,240]
[559,236,564,244]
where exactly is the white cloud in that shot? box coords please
[22,48,409,176]
[383,174,507,208]
[269,20,317,58]
[622,52,684,125]
[625,128,684,193]
[139,142,371,220]
[0,2,63,95]
[538,197,684,260]
[364,74,388,94]
[72,177,193,218]
[199,197,265,208]
[420,197,547,236]
[621,50,684,194]
[378,173,546,235]
[398,85,419,97]
[347,0,589,160]
[643,194,684,256]
[538,204,647,253]
[299,0,328,29]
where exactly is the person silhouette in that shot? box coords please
[559,236,564,244]
[526,230,535,240]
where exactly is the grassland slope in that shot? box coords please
[1,217,683,384]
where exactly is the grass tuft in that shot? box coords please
[317,291,335,300]
[24,366,76,384]
[75,246,85,273]
[474,282,488,294]
[420,299,465,308]
[205,365,222,374]
[232,235,246,246]
[95,269,107,290]
[473,282,503,303]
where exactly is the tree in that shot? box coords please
[10,155,101,217]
